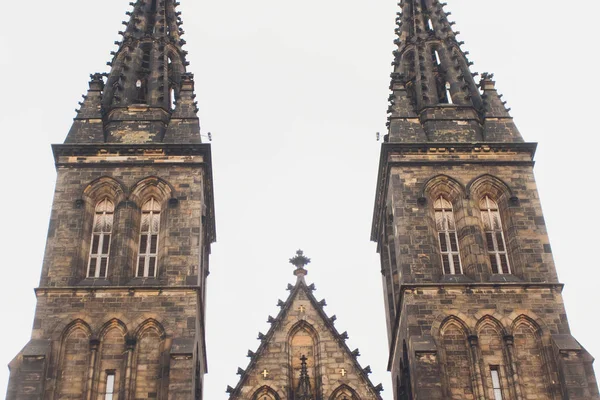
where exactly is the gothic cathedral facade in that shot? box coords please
[371,0,600,399]
[7,0,215,398]
[6,0,600,399]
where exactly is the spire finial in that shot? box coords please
[290,250,311,279]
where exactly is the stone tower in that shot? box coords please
[7,0,215,399]
[226,251,384,400]
[371,1,599,399]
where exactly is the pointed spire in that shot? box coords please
[295,355,313,400]
[290,250,311,281]
[66,0,203,144]
[392,0,482,110]
[103,0,188,111]
[387,0,521,143]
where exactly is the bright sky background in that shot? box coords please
[1,1,599,399]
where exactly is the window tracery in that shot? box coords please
[88,198,114,278]
[434,196,462,274]
[137,198,161,277]
[480,196,510,274]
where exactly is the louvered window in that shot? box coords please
[480,196,511,274]
[137,198,161,277]
[87,199,114,278]
[435,197,462,274]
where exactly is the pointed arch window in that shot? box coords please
[480,196,510,274]
[434,196,462,274]
[137,198,161,277]
[88,199,114,278]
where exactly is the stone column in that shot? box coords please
[123,337,137,400]
[86,339,100,400]
[468,335,486,400]
[504,335,523,400]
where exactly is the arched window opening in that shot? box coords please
[432,49,441,67]
[88,199,114,278]
[135,77,148,104]
[427,18,434,31]
[434,197,462,274]
[445,82,453,104]
[137,198,161,277]
[480,196,510,274]
[170,87,176,109]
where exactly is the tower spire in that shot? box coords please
[387,0,522,143]
[103,0,187,111]
[66,0,202,144]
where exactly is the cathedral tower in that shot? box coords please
[371,0,599,399]
[7,0,215,398]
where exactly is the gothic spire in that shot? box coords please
[66,0,203,144]
[387,0,522,143]
[103,0,188,110]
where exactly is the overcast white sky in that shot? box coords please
[1,1,599,399]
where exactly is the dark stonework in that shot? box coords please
[373,0,599,399]
[7,1,215,399]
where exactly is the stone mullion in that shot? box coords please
[504,335,524,400]
[86,339,100,400]
[468,335,486,400]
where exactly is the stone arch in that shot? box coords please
[96,319,127,398]
[511,316,552,400]
[55,320,92,399]
[431,312,476,342]
[467,174,514,203]
[82,176,128,205]
[129,177,174,278]
[476,316,510,400]
[439,316,476,400]
[129,176,174,208]
[80,177,127,280]
[468,175,518,276]
[288,321,319,398]
[329,383,361,400]
[132,319,166,399]
[421,174,466,205]
[97,318,128,338]
[251,385,281,400]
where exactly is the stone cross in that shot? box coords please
[261,369,269,379]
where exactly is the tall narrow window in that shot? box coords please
[137,198,161,277]
[445,82,453,104]
[433,49,442,66]
[104,372,115,400]
[88,199,114,278]
[480,196,510,274]
[490,367,503,400]
[435,197,462,274]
